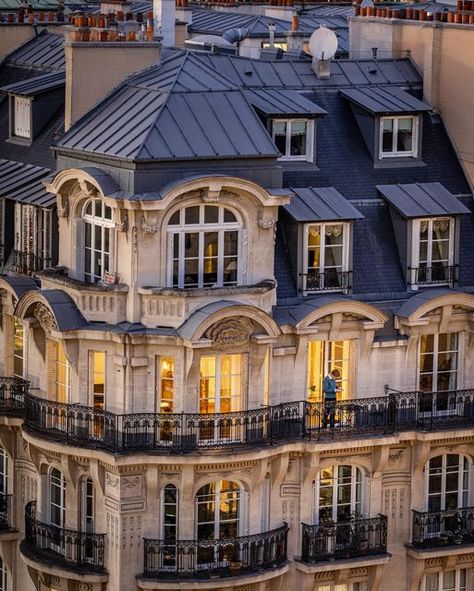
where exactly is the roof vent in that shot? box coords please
[308,27,338,80]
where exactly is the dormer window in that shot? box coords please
[340,86,431,164]
[376,183,470,290]
[304,222,350,292]
[411,217,455,286]
[13,96,31,139]
[380,116,418,159]
[272,119,313,162]
[282,187,363,295]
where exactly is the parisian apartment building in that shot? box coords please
[0,1,473,591]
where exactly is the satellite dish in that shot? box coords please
[308,27,338,61]
[361,0,374,7]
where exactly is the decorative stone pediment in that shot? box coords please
[205,317,255,349]
[34,303,57,331]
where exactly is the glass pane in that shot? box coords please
[224,209,236,223]
[184,233,199,258]
[273,120,287,155]
[224,231,238,256]
[382,118,394,152]
[169,210,180,225]
[425,573,438,591]
[290,120,307,156]
[185,206,200,225]
[204,206,218,224]
[397,117,413,152]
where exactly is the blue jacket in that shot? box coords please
[323,375,338,401]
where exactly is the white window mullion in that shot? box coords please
[198,231,204,288]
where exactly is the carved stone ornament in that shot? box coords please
[205,317,254,349]
[141,215,159,236]
[119,210,129,233]
[132,226,138,252]
[34,303,58,331]
[257,212,276,231]
[57,194,69,218]
[79,178,98,198]
[202,189,220,203]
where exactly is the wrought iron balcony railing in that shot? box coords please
[409,265,457,287]
[412,507,474,548]
[0,494,13,532]
[12,251,52,275]
[301,515,387,563]
[0,377,28,416]
[22,501,106,573]
[301,270,352,293]
[142,524,288,580]
[21,388,474,452]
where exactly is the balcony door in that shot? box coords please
[49,468,66,554]
[418,333,458,416]
[80,477,95,562]
[307,341,352,402]
[316,465,362,523]
[90,351,106,440]
[196,480,240,566]
[426,455,469,541]
[199,355,246,443]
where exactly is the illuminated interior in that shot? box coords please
[307,340,351,402]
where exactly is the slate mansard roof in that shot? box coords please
[54,47,473,308]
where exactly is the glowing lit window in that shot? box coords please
[13,319,25,379]
[307,340,351,402]
[168,205,239,289]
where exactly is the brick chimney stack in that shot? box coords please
[64,23,161,130]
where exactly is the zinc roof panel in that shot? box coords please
[340,86,431,114]
[285,187,364,222]
[376,183,471,218]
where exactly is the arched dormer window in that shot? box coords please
[82,198,114,283]
[167,205,240,289]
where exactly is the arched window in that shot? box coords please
[82,198,114,283]
[0,449,7,495]
[167,204,240,288]
[315,465,362,523]
[427,454,469,512]
[49,468,66,530]
[0,555,7,591]
[196,481,240,540]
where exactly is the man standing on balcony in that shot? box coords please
[323,369,341,429]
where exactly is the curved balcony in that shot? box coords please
[21,501,106,575]
[0,377,28,416]
[300,515,388,563]
[21,389,474,454]
[142,524,288,580]
[412,507,474,548]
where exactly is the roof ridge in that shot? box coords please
[134,52,190,159]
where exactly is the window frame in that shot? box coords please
[271,118,314,162]
[379,115,419,159]
[195,480,241,540]
[12,95,31,140]
[13,318,26,379]
[82,198,115,284]
[0,448,8,495]
[167,204,241,289]
[302,222,350,293]
[56,341,71,404]
[418,332,459,395]
[425,454,469,513]
[313,465,363,524]
[199,353,245,415]
[410,217,455,287]
[89,351,106,410]
[423,569,467,591]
